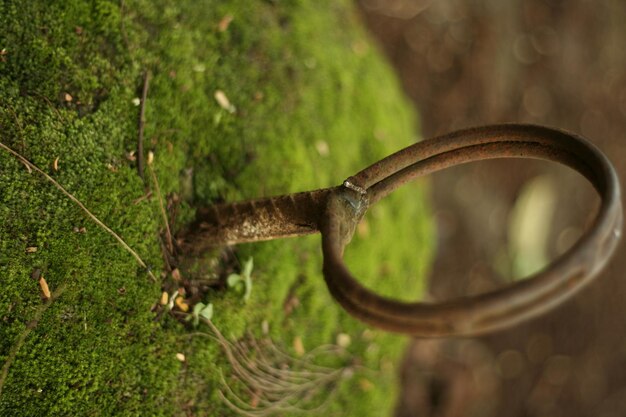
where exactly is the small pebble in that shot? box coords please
[336,333,351,348]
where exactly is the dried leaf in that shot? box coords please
[293,336,305,357]
[147,151,154,165]
[192,64,206,73]
[176,353,186,362]
[64,93,73,102]
[315,140,330,157]
[39,276,51,299]
[160,291,169,305]
[53,157,59,171]
[214,90,236,113]
[336,333,351,348]
[218,14,233,32]
[283,294,300,316]
[171,268,181,281]
[167,290,178,310]
[25,246,37,253]
[359,378,374,392]
[175,296,189,312]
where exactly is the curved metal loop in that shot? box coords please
[321,124,622,337]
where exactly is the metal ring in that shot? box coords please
[321,124,622,337]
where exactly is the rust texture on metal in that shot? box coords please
[181,124,622,337]
[181,188,337,253]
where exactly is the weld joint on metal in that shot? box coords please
[342,179,367,195]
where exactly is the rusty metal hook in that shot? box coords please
[182,124,622,337]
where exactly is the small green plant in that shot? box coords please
[227,257,254,302]
[186,302,214,327]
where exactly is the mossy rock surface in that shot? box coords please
[0,0,433,415]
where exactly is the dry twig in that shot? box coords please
[137,71,151,184]
[149,163,174,253]
[0,141,157,281]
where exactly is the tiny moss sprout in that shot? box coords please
[186,302,214,327]
[226,257,253,302]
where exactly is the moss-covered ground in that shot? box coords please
[0,0,432,415]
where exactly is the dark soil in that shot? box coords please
[357,1,626,416]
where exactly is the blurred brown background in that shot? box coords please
[356,1,626,416]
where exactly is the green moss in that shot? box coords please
[0,0,433,415]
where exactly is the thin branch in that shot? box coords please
[0,141,156,281]
[137,71,150,184]
[149,164,174,253]
[26,91,65,123]
[135,71,173,253]
[132,190,152,205]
